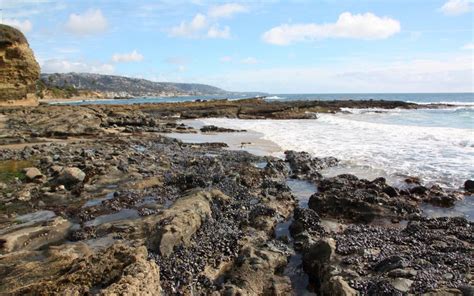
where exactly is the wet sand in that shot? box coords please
[165,119,282,157]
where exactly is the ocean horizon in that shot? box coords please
[56,91,474,105]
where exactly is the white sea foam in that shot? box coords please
[407,101,474,106]
[340,107,400,114]
[341,106,474,115]
[200,113,474,188]
[265,96,284,100]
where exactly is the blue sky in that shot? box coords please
[1,0,473,93]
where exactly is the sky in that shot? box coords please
[1,0,473,93]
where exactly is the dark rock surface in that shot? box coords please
[285,150,338,180]
[464,179,474,193]
[333,217,473,294]
[308,174,420,223]
[290,207,325,237]
[0,102,470,295]
[0,125,295,294]
[200,125,246,133]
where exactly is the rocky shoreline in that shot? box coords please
[0,100,472,295]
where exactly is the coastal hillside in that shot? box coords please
[39,72,229,99]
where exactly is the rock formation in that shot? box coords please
[0,24,40,106]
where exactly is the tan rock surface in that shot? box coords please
[221,238,291,295]
[0,25,40,106]
[0,243,161,295]
[149,189,228,256]
[0,211,72,253]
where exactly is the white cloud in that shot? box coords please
[461,43,474,50]
[169,13,207,37]
[262,12,401,45]
[241,57,259,64]
[41,59,115,74]
[65,9,108,36]
[1,18,33,33]
[208,3,247,19]
[112,50,144,63]
[169,14,232,39]
[440,0,472,16]
[207,25,230,38]
[169,4,245,39]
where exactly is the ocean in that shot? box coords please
[199,108,473,189]
[66,93,474,190]
[61,92,474,105]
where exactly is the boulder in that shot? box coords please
[302,238,340,294]
[285,150,338,179]
[56,167,86,188]
[303,238,336,269]
[200,125,245,133]
[0,24,40,106]
[23,167,45,183]
[221,241,290,295]
[308,174,419,222]
[328,276,358,296]
[389,278,413,293]
[289,207,324,236]
[373,255,408,273]
[423,185,462,207]
[464,180,474,193]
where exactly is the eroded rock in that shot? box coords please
[0,243,160,295]
[149,189,228,256]
[0,25,40,106]
[221,240,291,295]
[0,211,71,253]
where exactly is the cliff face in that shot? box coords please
[0,24,40,106]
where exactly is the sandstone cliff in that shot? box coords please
[0,24,40,106]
